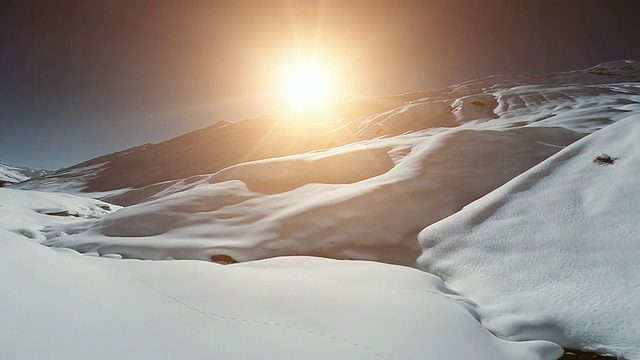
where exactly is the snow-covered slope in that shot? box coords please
[46,126,582,266]
[0,161,49,185]
[43,61,640,269]
[0,187,118,242]
[0,189,559,359]
[418,114,640,359]
[3,60,640,359]
[1,232,561,360]
[13,60,640,204]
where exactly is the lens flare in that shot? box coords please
[281,60,333,113]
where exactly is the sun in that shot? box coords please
[281,60,334,113]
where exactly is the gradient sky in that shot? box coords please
[2,0,640,170]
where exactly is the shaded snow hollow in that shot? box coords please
[47,126,583,265]
[2,60,640,359]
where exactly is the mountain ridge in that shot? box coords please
[12,60,640,205]
[4,60,640,359]
[0,161,49,186]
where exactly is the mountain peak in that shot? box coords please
[585,59,640,76]
[0,161,50,185]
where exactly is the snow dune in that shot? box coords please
[418,114,640,359]
[12,61,640,202]
[0,230,560,359]
[0,187,117,242]
[3,60,640,359]
[46,124,582,266]
[207,146,395,195]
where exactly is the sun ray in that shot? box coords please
[285,0,302,58]
[311,0,328,58]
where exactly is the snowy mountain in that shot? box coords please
[2,60,640,359]
[418,114,640,357]
[0,161,49,185]
[14,60,640,206]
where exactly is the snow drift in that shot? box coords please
[12,60,640,204]
[418,114,640,359]
[45,125,582,266]
[3,60,640,359]
[42,60,640,267]
[0,230,561,359]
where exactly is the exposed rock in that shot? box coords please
[210,254,238,264]
[561,349,623,360]
[43,210,80,217]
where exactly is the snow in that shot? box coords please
[0,187,118,242]
[418,114,640,359]
[0,161,49,184]
[0,229,560,359]
[11,161,114,194]
[10,61,640,204]
[43,62,640,266]
[44,124,582,266]
[2,60,640,359]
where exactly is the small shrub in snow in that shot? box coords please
[210,254,237,264]
[593,153,617,165]
[561,349,622,359]
[44,210,80,217]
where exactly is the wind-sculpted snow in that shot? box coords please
[12,60,640,199]
[40,59,640,266]
[0,231,562,359]
[4,61,640,359]
[46,125,582,266]
[418,115,640,359]
[0,187,118,242]
[206,146,395,195]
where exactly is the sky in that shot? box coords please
[2,0,640,170]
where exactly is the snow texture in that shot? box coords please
[2,60,640,359]
[418,114,640,359]
[0,187,118,242]
[44,61,640,269]
[12,60,640,201]
[46,125,582,266]
[0,161,49,183]
[0,229,560,359]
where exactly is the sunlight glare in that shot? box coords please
[281,60,334,113]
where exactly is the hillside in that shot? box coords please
[13,60,640,206]
[3,60,640,359]
[0,161,49,186]
[418,114,640,358]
